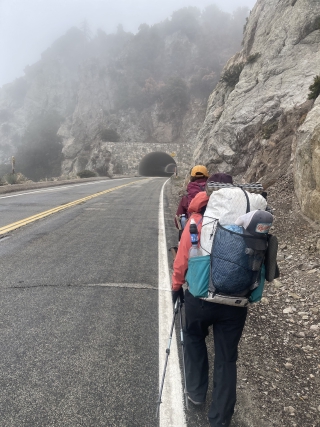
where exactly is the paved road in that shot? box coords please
[0,177,175,427]
[0,178,136,227]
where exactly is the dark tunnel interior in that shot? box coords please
[138,152,177,177]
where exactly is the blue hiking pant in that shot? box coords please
[184,289,247,427]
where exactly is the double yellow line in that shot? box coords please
[0,179,143,237]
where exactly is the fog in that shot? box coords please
[0,0,256,88]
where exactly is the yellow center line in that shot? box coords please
[0,179,145,237]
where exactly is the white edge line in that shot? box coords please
[0,177,138,199]
[158,179,187,427]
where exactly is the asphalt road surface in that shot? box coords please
[0,177,187,427]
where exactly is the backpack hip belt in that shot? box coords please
[200,291,249,307]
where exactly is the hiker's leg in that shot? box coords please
[184,290,212,403]
[208,305,247,427]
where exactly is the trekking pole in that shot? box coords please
[175,215,182,231]
[156,300,179,418]
[168,246,178,261]
[178,298,189,410]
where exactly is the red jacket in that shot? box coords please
[172,192,209,291]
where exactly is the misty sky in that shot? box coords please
[0,0,256,88]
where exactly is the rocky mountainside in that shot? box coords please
[0,6,247,181]
[194,0,320,222]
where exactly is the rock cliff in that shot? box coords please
[194,0,320,221]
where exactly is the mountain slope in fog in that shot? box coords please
[0,5,247,180]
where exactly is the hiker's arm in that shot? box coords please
[175,195,188,228]
[172,227,190,291]
[188,192,209,214]
[172,213,202,291]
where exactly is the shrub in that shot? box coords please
[100,128,120,142]
[247,53,261,64]
[261,122,278,139]
[77,170,97,178]
[221,63,245,86]
[308,75,320,100]
[4,173,18,184]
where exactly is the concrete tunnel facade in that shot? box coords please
[138,152,177,177]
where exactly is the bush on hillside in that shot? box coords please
[308,75,320,100]
[261,122,278,140]
[4,173,18,185]
[77,170,97,178]
[3,172,28,184]
[221,63,245,86]
[247,52,261,64]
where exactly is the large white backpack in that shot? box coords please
[200,187,267,255]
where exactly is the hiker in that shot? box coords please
[187,172,233,216]
[171,174,267,427]
[172,172,234,299]
[175,165,209,230]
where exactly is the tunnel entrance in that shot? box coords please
[138,152,177,177]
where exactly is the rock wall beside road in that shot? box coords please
[194,0,320,221]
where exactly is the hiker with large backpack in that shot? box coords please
[172,179,278,427]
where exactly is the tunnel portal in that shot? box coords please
[138,152,177,177]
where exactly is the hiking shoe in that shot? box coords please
[187,395,205,405]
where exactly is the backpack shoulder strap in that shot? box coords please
[241,188,250,213]
[196,218,203,226]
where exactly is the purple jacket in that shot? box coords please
[175,177,207,228]
[186,178,207,207]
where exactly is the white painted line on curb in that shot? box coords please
[158,179,186,427]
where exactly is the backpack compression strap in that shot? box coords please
[240,188,251,213]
